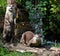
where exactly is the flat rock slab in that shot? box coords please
[4,43,60,56]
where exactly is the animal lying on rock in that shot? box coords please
[20,31,34,46]
[20,31,42,46]
[27,34,41,46]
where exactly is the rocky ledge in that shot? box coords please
[4,43,60,56]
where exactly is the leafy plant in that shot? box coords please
[25,0,60,41]
[0,0,7,17]
[25,1,44,34]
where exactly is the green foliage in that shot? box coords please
[45,0,60,36]
[0,47,34,56]
[0,47,9,56]
[0,0,60,40]
[49,43,60,48]
[0,0,7,17]
[16,0,25,6]
[26,1,34,10]
[25,0,60,41]
[5,52,34,56]
[25,1,44,33]
[55,43,60,48]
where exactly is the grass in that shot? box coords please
[48,43,60,48]
[54,43,60,48]
[4,52,35,56]
[44,40,60,48]
[0,47,35,56]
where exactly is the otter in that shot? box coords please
[20,31,42,46]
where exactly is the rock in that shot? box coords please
[50,47,60,52]
[49,53,57,56]
[16,49,26,53]
[5,43,60,56]
[9,44,14,48]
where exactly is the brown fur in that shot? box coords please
[28,34,41,46]
[3,3,16,43]
[20,31,34,46]
[20,31,41,46]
